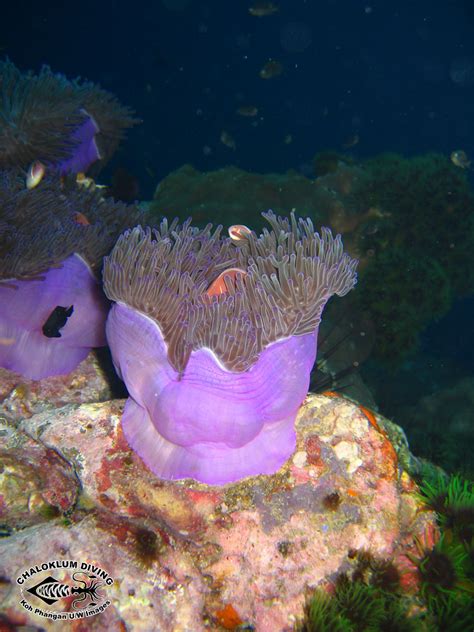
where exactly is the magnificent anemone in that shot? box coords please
[0,60,138,173]
[0,169,143,379]
[102,211,358,485]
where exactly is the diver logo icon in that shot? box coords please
[27,572,105,608]
[17,560,113,620]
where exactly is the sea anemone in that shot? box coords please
[298,574,422,632]
[103,210,357,485]
[408,535,469,602]
[348,549,401,593]
[0,60,138,173]
[417,472,474,546]
[428,594,474,632]
[0,169,143,379]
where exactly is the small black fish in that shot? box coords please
[42,305,74,338]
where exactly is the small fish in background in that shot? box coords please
[205,268,247,297]
[220,130,236,150]
[145,166,156,180]
[259,60,283,79]
[451,149,471,169]
[249,2,279,17]
[343,133,360,149]
[236,105,259,117]
[228,224,252,241]
[284,133,293,144]
[73,212,90,226]
[42,305,74,338]
[26,160,46,189]
[76,172,107,191]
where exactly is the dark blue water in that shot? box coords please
[422,295,474,374]
[3,0,474,192]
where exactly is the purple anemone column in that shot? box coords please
[106,303,318,485]
[0,254,108,379]
[103,214,358,486]
[55,110,101,175]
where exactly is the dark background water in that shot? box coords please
[2,0,474,470]
[3,0,474,193]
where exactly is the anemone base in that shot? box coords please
[106,303,318,485]
[122,397,297,485]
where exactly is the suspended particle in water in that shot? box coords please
[280,22,312,53]
[450,57,474,86]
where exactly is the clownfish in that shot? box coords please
[228,224,252,242]
[26,161,46,189]
[205,268,247,297]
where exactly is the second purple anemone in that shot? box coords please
[103,211,358,485]
[0,254,107,379]
[0,169,143,379]
[0,60,138,174]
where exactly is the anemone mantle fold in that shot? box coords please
[0,254,108,380]
[106,302,318,484]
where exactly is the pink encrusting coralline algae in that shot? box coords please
[103,211,358,484]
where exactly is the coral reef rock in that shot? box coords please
[0,391,435,631]
[0,352,115,421]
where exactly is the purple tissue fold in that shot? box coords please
[106,303,318,485]
[0,254,108,379]
[54,109,101,175]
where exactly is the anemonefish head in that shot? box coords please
[228,224,252,242]
[26,161,46,190]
